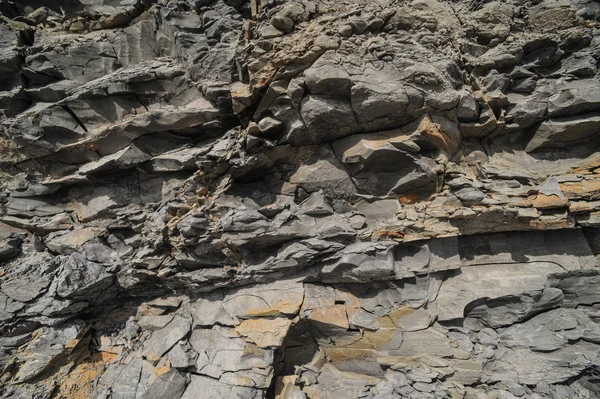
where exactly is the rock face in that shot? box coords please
[1,0,600,398]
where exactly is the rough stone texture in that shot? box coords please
[1,1,600,398]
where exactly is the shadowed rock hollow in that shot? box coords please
[1,0,600,398]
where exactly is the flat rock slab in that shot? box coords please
[14,319,88,383]
[181,374,263,399]
[142,316,192,362]
[436,262,566,321]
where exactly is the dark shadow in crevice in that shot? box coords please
[266,319,320,399]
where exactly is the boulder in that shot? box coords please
[299,95,361,145]
[525,114,600,152]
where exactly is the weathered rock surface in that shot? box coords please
[1,0,600,398]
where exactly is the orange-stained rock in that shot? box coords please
[569,200,600,214]
[274,375,302,399]
[309,305,350,329]
[246,295,305,318]
[399,194,424,204]
[58,350,120,399]
[374,230,405,241]
[231,82,254,114]
[235,317,295,347]
[417,114,460,157]
[335,289,361,322]
[529,194,569,209]
[225,279,305,319]
[560,178,600,200]
[150,356,172,382]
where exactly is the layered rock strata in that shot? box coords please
[1,0,600,398]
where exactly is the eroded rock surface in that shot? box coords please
[1,0,600,398]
